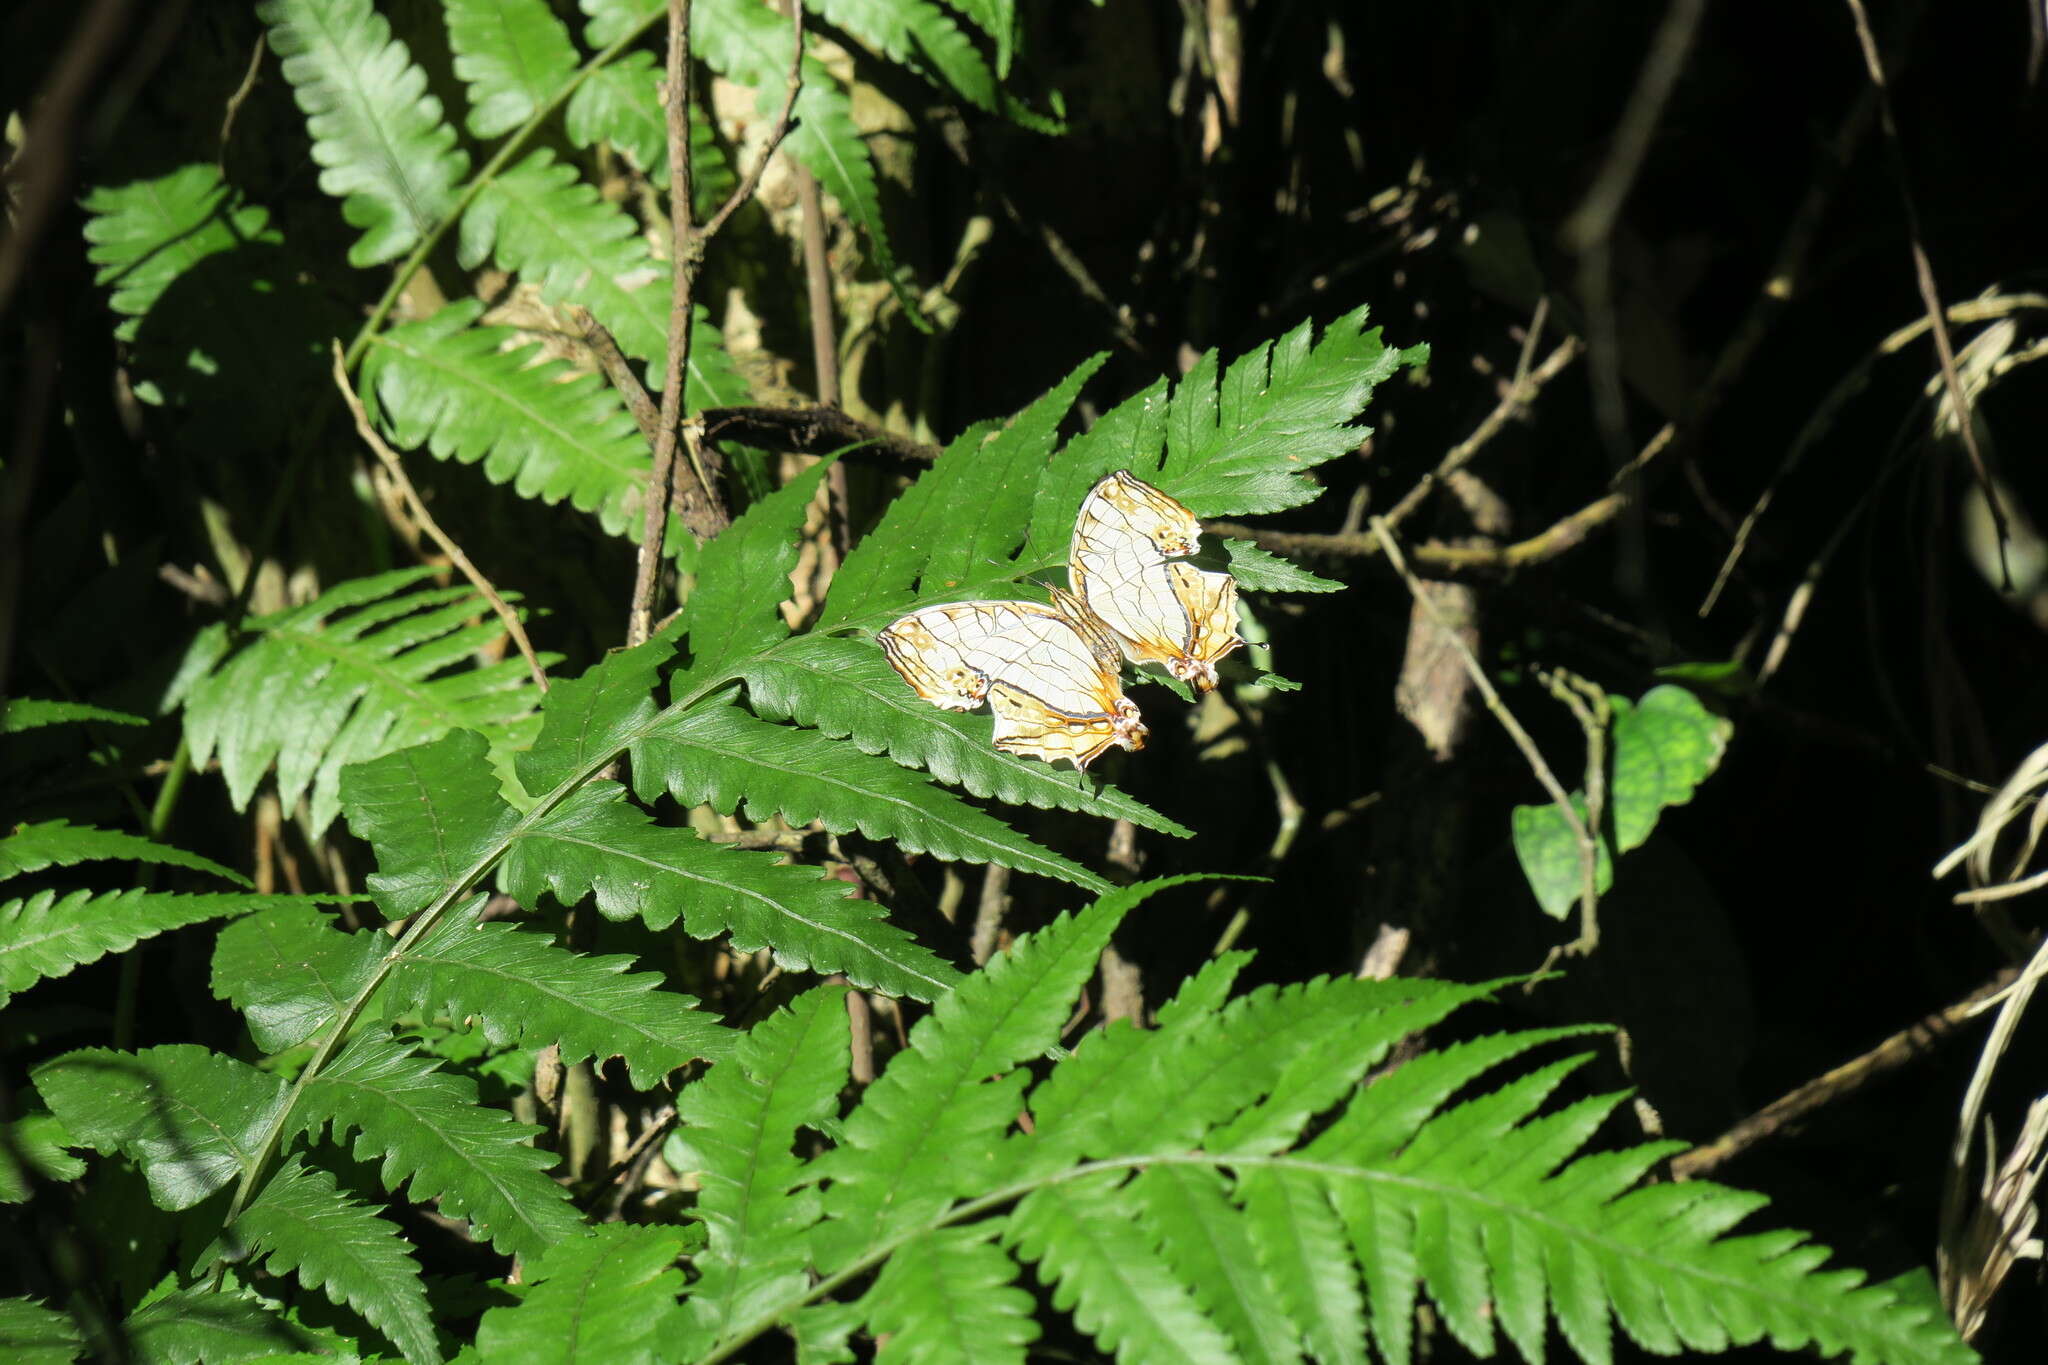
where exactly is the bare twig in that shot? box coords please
[795,160,852,562]
[1540,669,1611,955]
[575,307,662,444]
[700,404,941,466]
[331,343,549,692]
[157,562,229,607]
[1382,328,1582,532]
[1369,516,1596,920]
[700,1,805,241]
[1208,492,1628,576]
[1671,968,2016,1181]
[970,864,1010,966]
[1839,0,2009,583]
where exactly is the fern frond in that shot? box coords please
[361,301,656,544]
[0,889,339,1007]
[806,0,999,114]
[81,165,277,342]
[566,49,735,206]
[0,697,145,734]
[1128,1164,1298,1365]
[669,985,848,1355]
[32,1045,284,1211]
[121,1287,323,1362]
[445,0,579,138]
[630,701,1108,890]
[1220,538,1345,593]
[861,1224,1040,1365]
[681,458,837,674]
[211,904,380,1052]
[175,568,550,839]
[227,1157,438,1364]
[503,782,958,1000]
[473,1224,689,1361]
[459,150,748,403]
[295,1028,583,1259]
[342,730,525,920]
[0,1297,81,1363]
[1006,1172,1242,1365]
[0,820,247,884]
[386,906,733,1087]
[260,0,471,266]
[514,634,671,794]
[813,878,1203,1267]
[1243,1166,1371,1365]
[0,1113,85,1204]
[944,0,1015,71]
[738,635,1186,835]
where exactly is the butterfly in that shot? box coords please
[1069,471,1245,693]
[877,587,1147,770]
[878,472,1242,769]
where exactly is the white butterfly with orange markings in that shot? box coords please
[1069,471,1245,693]
[877,587,1146,771]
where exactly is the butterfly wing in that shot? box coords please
[878,600,1147,769]
[1070,472,1244,692]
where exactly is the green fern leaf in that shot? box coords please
[0,889,337,1007]
[81,165,277,343]
[32,1045,284,1211]
[0,820,247,884]
[503,782,957,1001]
[681,457,837,674]
[0,697,145,734]
[567,50,735,207]
[806,0,999,113]
[823,355,1104,627]
[1006,1171,1241,1365]
[1243,1167,1370,1365]
[863,1224,1040,1365]
[1128,1164,1297,1365]
[630,701,1108,891]
[0,1113,85,1203]
[446,0,579,138]
[360,301,657,545]
[0,1298,82,1364]
[297,1028,582,1259]
[1219,538,1345,593]
[515,635,671,795]
[342,730,524,919]
[178,568,549,840]
[739,633,1185,833]
[260,0,471,266]
[388,906,732,1086]
[460,150,748,402]
[474,1224,689,1363]
[122,1287,323,1363]
[814,878,1202,1267]
[210,904,381,1053]
[228,1157,439,1364]
[670,985,848,1355]
[945,0,1015,71]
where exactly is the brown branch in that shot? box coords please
[331,344,549,692]
[698,404,942,466]
[575,307,662,445]
[1382,329,1583,533]
[1207,493,1628,578]
[794,158,852,562]
[1671,968,2016,1180]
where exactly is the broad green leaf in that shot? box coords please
[1511,797,1613,922]
[298,1029,582,1259]
[227,1158,438,1364]
[121,1287,322,1363]
[33,1045,285,1211]
[1610,685,1731,853]
[503,782,957,1001]
[0,1298,82,1365]
[474,1224,687,1365]
[261,0,470,266]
